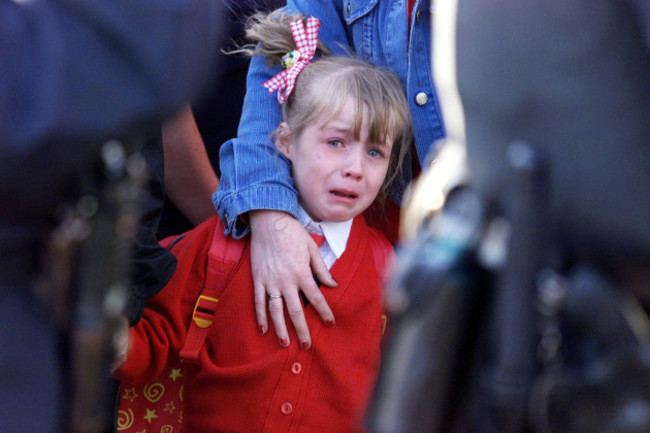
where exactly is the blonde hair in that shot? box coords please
[229,10,332,64]
[234,10,412,202]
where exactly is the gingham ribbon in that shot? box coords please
[262,16,321,104]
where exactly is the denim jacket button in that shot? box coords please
[346,2,351,16]
[415,9,422,22]
[415,92,428,106]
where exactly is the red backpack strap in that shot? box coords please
[162,216,245,364]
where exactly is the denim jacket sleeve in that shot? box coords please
[213,54,299,238]
[214,0,445,236]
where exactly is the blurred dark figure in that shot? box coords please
[0,1,223,432]
[368,1,650,432]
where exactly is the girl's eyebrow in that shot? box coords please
[374,141,392,151]
[320,123,353,134]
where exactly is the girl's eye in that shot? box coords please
[368,149,384,158]
[328,139,343,147]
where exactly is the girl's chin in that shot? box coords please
[314,210,354,223]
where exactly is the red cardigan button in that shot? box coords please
[281,402,293,415]
[291,362,302,374]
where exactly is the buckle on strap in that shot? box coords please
[192,295,219,328]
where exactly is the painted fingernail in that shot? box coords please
[326,319,335,328]
[280,338,289,347]
[258,325,266,335]
[301,342,310,351]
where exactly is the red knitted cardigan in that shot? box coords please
[115,214,394,433]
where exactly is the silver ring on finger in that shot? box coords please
[267,293,283,301]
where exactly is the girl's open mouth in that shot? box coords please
[331,190,357,199]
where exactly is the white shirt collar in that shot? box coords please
[297,206,352,259]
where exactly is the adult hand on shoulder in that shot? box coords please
[250,210,337,349]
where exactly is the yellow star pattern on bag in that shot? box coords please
[169,368,183,382]
[143,408,158,423]
[164,401,176,414]
[123,387,139,403]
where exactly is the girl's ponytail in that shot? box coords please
[228,10,329,66]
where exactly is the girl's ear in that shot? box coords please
[274,122,293,159]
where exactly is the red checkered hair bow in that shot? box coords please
[262,16,321,104]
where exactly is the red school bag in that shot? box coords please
[115,217,244,433]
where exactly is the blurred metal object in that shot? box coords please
[369,141,650,433]
[68,139,148,433]
[463,141,548,433]
[530,267,650,433]
[36,138,148,433]
[400,137,468,242]
[367,141,548,433]
[367,185,488,433]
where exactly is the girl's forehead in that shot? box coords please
[315,97,361,126]
[317,112,355,131]
[301,92,402,144]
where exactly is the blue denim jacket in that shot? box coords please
[214,0,445,237]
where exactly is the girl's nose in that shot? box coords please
[343,148,364,179]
